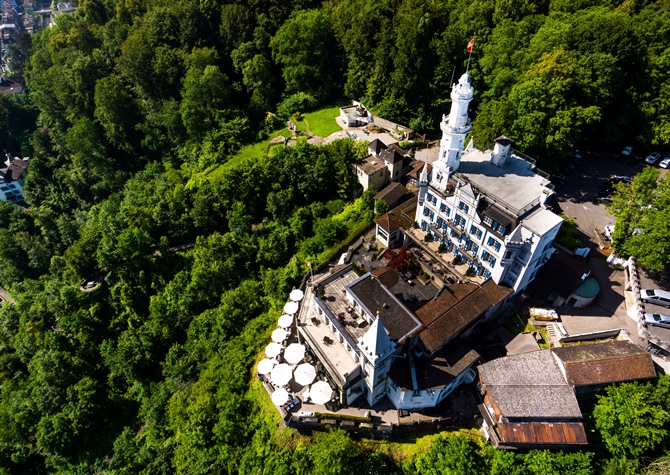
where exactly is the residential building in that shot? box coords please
[339,102,372,127]
[353,140,414,193]
[374,182,407,211]
[415,72,563,292]
[0,156,28,203]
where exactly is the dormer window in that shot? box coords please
[483,215,493,226]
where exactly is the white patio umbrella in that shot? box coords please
[284,301,300,315]
[294,363,316,386]
[271,387,289,406]
[310,381,333,405]
[278,314,293,328]
[284,343,306,365]
[257,358,276,375]
[270,363,293,387]
[290,289,304,302]
[271,328,289,343]
[265,342,282,358]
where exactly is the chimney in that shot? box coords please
[491,136,515,167]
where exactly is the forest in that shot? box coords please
[0,0,670,473]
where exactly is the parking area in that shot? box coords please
[550,149,669,344]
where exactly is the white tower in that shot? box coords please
[417,162,429,205]
[357,314,395,405]
[438,73,474,172]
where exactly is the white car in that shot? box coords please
[622,145,634,156]
[660,157,670,169]
[646,152,661,165]
[644,313,670,329]
[641,289,670,308]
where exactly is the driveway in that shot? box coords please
[549,151,647,343]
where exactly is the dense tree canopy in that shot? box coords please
[608,167,670,272]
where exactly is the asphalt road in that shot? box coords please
[552,150,670,342]
[554,152,647,241]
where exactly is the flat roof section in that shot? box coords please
[456,149,551,215]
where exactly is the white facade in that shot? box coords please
[415,73,563,292]
[386,367,477,410]
[0,179,23,202]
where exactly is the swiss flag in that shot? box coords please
[467,37,475,53]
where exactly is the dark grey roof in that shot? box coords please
[481,201,514,229]
[380,147,404,165]
[374,182,407,206]
[494,136,515,147]
[368,139,387,155]
[347,274,422,342]
[389,338,480,390]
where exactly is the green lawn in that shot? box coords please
[193,101,343,183]
[206,128,290,179]
[506,313,550,349]
[303,106,342,137]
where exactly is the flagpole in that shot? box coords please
[466,36,475,73]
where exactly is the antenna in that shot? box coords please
[450,65,456,87]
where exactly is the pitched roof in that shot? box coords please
[368,139,387,155]
[355,155,386,175]
[406,162,431,182]
[552,341,656,387]
[371,266,399,288]
[498,421,588,446]
[358,316,395,363]
[418,280,512,354]
[415,282,478,326]
[479,350,582,419]
[388,338,480,390]
[374,182,407,206]
[380,145,405,164]
[0,158,29,182]
[374,213,402,234]
[348,274,422,342]
[487,385,582,419]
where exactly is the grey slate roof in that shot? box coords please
[478,350,582,419]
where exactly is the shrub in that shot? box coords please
[451,255,462,265]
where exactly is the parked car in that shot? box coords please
[622,145,634,156]
[641,289,670,308]
[596,195,612,204]
[567,151,584,164]
[644,313,670,329]
[660,157,670,169]
[550,174,565,187]
[646,152,662,165]
[560,163,575,174]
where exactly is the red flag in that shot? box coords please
[467,37,475,53]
